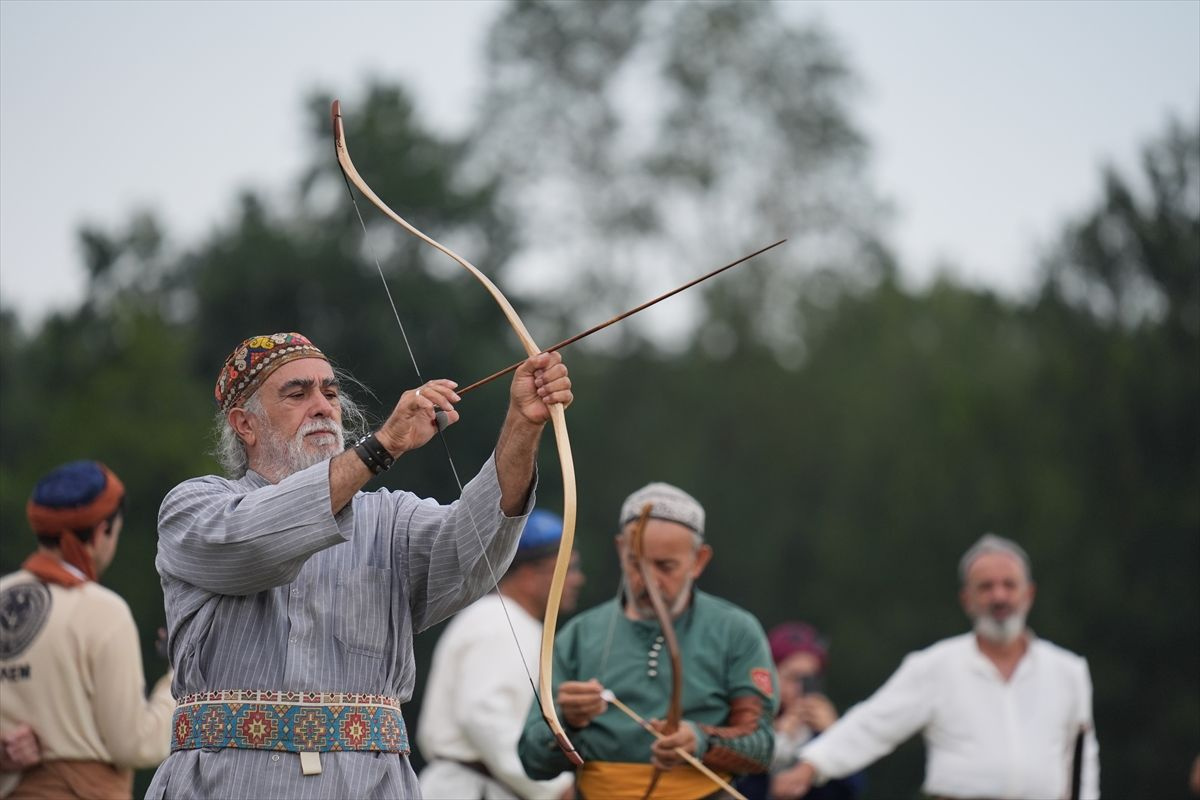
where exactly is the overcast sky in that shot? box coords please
[1,0,1197,328]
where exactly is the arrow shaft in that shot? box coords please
[458,238,786,396]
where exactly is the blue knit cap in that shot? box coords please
[32,461,109,508]
[512,509,563,565]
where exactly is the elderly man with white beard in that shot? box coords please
[783,534,1100,800]
[146,332,572,800]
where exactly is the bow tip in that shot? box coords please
[555,733,585,766]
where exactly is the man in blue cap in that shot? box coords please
[0,460,174,799]
[418,510,585,799]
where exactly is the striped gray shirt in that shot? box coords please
[146,455,530,799]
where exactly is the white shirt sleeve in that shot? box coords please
[1077,658,1101,800]
[88,599,175,768]
[800,651,934,779]
[452,624,571,800]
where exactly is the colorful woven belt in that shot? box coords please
[171,690,410,756]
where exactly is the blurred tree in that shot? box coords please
[1028,117,1200,796]
[468,0,892,363]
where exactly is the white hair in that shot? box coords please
[959,533,1032,584]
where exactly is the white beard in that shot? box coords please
[257,418,344,481]
[974,608,1027,644]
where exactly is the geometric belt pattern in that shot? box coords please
[171,690,409,754]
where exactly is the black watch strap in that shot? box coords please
[352,433,395,475]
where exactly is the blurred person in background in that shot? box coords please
[736,622,864,800]
[518,482,778,800]
[419,509,584,799]
[787,534,1099,799]
[0,461,174,799]
[147,332,572,799]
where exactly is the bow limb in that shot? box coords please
[332,100,582,766]
[630,504,684,798]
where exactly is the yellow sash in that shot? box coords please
[578,761,731,799]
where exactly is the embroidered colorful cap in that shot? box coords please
[511,509,565,565]
[26,460,125,536]
[768,621,829,673]
[619,481,705,538]
[215,332,329,412]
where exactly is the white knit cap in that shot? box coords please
[619,482,705,538]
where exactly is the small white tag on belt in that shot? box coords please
[300,751,322,776]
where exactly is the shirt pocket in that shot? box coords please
[334,566,392,658]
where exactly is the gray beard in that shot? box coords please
[256,418,345,482]
[630,575,694,621]
[974,609,1027,644]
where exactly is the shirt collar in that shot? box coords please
[966,629,1038,680]
[242,468,271,488]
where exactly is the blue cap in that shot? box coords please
[512,509,564,565]
[33,460,108,508]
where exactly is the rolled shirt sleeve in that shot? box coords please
[800,651,933,780]
[156,461,350,597]
[402,454,533,633]
[88,599,175,769]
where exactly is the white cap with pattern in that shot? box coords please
[619,482,705,538]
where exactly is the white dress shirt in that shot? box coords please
[801,632,1100,799]
[418,592,571,800]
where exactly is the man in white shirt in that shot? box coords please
[418,510,585,799]
[788,534,1100,800]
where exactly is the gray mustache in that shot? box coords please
[299,421,342,437]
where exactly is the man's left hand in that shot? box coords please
[648,719,698,769]
[510,352,572,425]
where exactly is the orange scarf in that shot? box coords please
[21,548,90,587]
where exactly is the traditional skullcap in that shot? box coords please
[26,460,126,582]
[214,332,328,412]
[619,482,705,538]
[768,621,829,673]
[511,509,564,566]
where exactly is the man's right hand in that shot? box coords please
[376,379,461,455]
[557,679,608,729]
[0,724,41,771]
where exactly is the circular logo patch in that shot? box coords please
[0,582,52,660]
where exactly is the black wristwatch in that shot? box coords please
[352,433,395,475]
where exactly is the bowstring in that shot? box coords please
[338,170,542,696]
